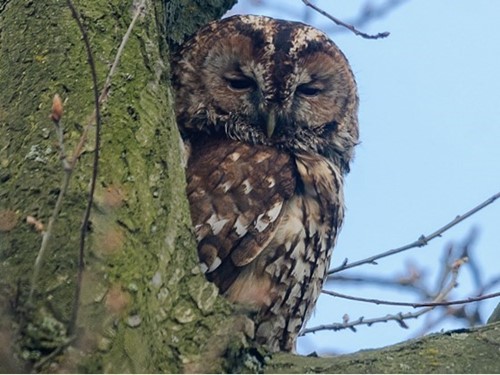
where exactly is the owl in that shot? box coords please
[172,15,359,352]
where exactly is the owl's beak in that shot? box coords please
[266,110,276,138]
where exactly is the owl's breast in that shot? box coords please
[186,136,344,350]
[227,152,345,351]
[186,136,296,285]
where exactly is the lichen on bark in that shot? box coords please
[264,322,500,374]
[0,0,241,372]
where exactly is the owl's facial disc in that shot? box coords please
[173,14,358,161]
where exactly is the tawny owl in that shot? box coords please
[172,14,359,352]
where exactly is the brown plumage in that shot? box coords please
[172,14,359,352]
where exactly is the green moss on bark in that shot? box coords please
[164,0,237,47]
[264,322,500,374]
[0,0,241,372]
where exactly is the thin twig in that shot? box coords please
[67,0,146,165]
[65,0,146,336]
[327,273,430,297]
[328,192,500,275]
[27,99,72,308]
[413,252,467,335]
[65,0,102,336]
[302,264,460,336]
[301,0,389,39]
[341,0,408,33]
[99,0,146,104]
[32,335,76,372]
[27,169,73,307]
[479,276,500,295]
[317,209,497,337]
[27,0,146,338]
[459,228,483,289]
[322,290,500,308]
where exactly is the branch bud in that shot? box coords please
[50,94,63,122]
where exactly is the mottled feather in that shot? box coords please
[172,14,359,352]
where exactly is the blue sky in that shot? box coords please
[228,1,500,354]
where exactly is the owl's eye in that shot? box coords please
[224,73,256,92]
[296,83,322,97]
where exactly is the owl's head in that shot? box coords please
[172,15,359,172]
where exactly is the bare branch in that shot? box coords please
[99,0,146,106]
[328,192,500,275]
[327,234,498,338]
[27,137,73,309]
[32,336,76,372]
[302,262,460,335]
[65,0,102,336]
[346,0,409,31]
[66,0,147,336]
[26,0,146,336]
[480,276,500,295]
[67,0,146,164]
[327,271,430,297]
[301,0,389,39]
[27,96,72,309]
[322,290,500,308]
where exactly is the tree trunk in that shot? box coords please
[0,0,242,372]
[0,0,498,373]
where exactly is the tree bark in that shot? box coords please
[265,322,500,374]
[0,0,241,372]
[0,0,498,373]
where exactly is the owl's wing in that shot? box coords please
[186,137,296,293]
